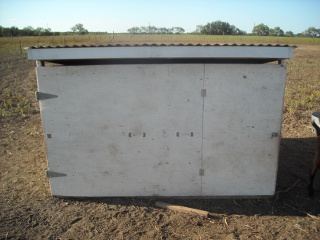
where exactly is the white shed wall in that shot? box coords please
[202,65,286,196]
[36,63,286,197]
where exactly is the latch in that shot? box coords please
[35,91,58,101]
[46,170,67,178]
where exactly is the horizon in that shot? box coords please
[0,0,319,34]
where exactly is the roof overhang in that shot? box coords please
[28,44,295,63]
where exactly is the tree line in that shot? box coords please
[194,21,247,35]
[0,22,319,38]
[0,26,56,37]
[127,26,185,34]
[194,21,320,37]
[252,23,320,37]
[0,24,93,37]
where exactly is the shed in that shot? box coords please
[28,44,294,197]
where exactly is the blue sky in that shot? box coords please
[0,0,319,34]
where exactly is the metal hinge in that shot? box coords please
[35,91,58,101]
[271,132,281,138]
[201,89,206,97]
[278,59,286,67]
[199,169,204,176]
[36,60,45,67]
[46,170,67,178]
[271,132,280,138]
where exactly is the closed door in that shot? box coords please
[202,64,286,196]
[37,64,204,197]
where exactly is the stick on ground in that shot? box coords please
[155,201,223,218]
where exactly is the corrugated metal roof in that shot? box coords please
[28,43,295,64]
[29,43,294,49]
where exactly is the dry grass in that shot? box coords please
[1,35,320,239]
[1,34,320,56]
[283,45,320,134]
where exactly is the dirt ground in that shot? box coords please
[1,44,320,239]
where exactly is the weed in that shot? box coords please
[0,89,32,117]
[284,53,320,120]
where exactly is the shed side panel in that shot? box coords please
[202,64,286,196]
[37,64,204,197]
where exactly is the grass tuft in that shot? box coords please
[0,89,32,117]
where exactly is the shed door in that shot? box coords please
[37,64,204,197]
[202,64,286,196]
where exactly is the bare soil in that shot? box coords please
[1,45,320,239]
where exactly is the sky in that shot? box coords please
[0,0,319,34]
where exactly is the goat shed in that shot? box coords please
[28,44,294,197]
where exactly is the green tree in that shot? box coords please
[159,27,170,34]
[127,27,141,34]
[43,27,52,36]
[21,26,35,36]
[172,27,185,34]
[127,26,185,34]
[147,25,157,34]
[303,27,320,37]
[34,27,52,36]
[71,23,88,34]
[252,23,269,36]
[194,25,203,34]
[203,21,231,35]
[35,27,44,36]
[9,26,19,36]
[269,28,275,36]
[272,26,284,36]
[285,31,294,37]
[198,21,245,35]
[140,26,148,34]
[230,25,246,35]
[1,26,11,36]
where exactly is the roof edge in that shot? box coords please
[28,43,297,49]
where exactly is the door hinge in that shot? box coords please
[46,170,67,178]
[199,169,204,176]
[271,132,280,138]
[35,91,58,101]
[201,89,206,97]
